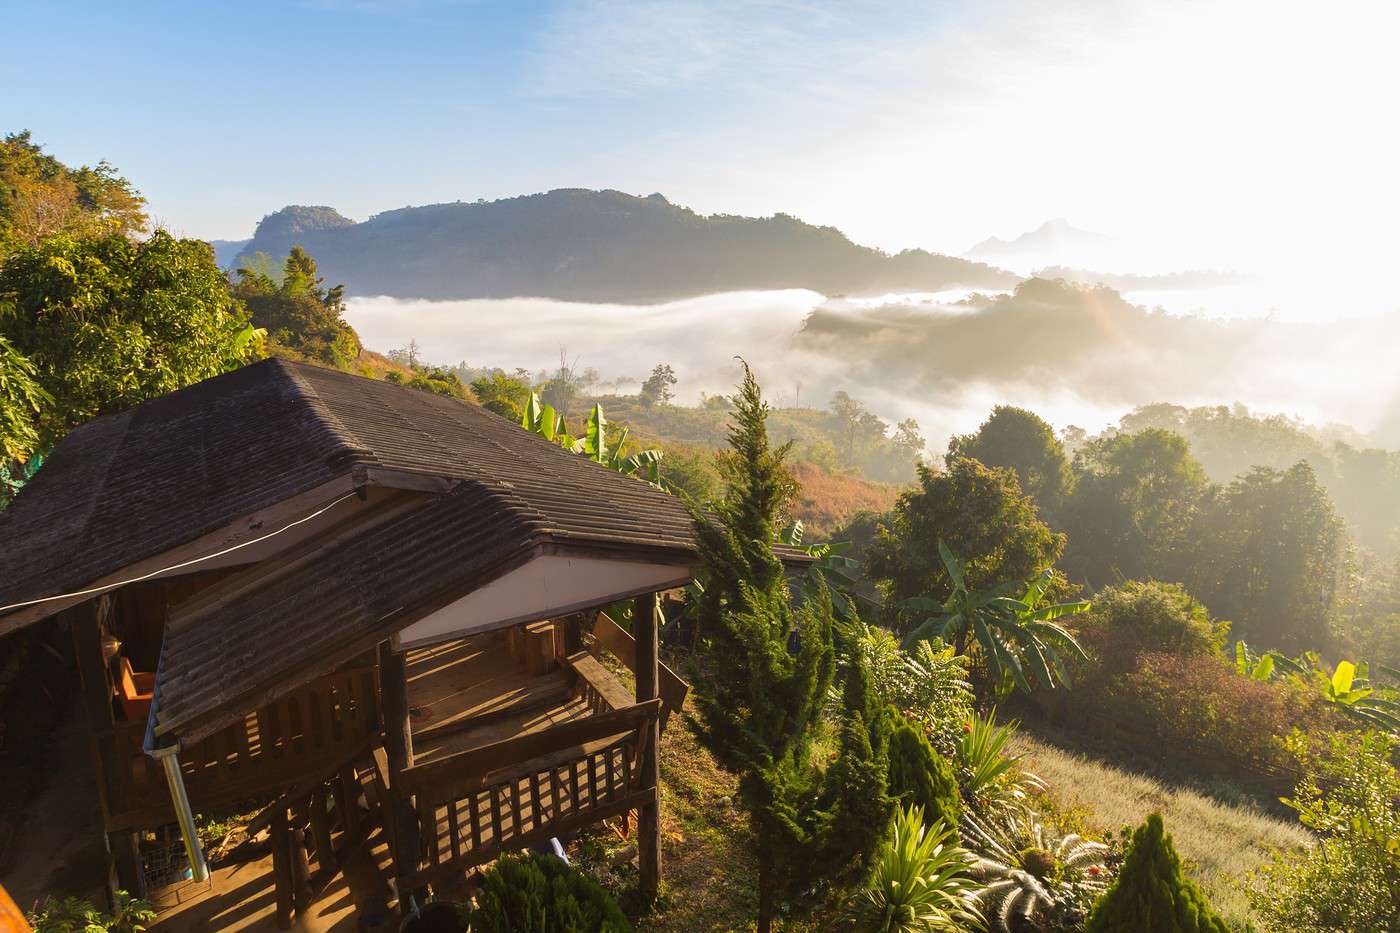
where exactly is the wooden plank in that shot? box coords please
[310,787,334,873]
[566,653,634,711]
[402,788,655,889]
[594,612,689,731]
[270,806,293,929]
[398,700,660,797]
[633,593,662,902]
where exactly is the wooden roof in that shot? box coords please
[0,358,698,630]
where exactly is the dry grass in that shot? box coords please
[1010,730,1312,927]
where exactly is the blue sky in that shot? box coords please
[6,1,1400,275]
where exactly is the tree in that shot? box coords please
[1189,463,1346,653]
[0,230,262,450]
[866,457,1066,608]
[0,131,147,258]
[1085,812,1229,933]
[470,370,532,420]
[948,406,1072,520]
[887,713,961,830]
[232,246,359,369]
[639,363,677,407]
[689,363,892,931]
[1061,429,1208,588]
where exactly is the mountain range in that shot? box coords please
[965,217,1116,270]
[222,189,1017,303]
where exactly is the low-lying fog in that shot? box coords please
[345,282,1400,453]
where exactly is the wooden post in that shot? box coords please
[71,599,146,900]
[270,805,293,929]
[379,642,422,911]
[632,593,662,903]
[334,765,360,843]
[290,802,313,913]
[309,786,335,874]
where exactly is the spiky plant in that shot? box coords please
[846,804,984,932]
[955,711,1043,817]
[963,808,1111,933]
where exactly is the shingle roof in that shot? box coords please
[0,358,698,624]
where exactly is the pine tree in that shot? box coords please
[689,362,892,931]
[1086,812,1229,933]
[887,712,961,831]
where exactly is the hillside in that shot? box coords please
[233,190,1017,302]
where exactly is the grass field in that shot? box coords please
[1010,729,1313,927]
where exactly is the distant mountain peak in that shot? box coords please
[964,218,1115,267]
[252,205,356,242]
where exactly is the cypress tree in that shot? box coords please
[689,363,892,931]
[886,712,961,831]
[1086,812,1229,933]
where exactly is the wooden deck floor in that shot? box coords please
[406,633,593,764]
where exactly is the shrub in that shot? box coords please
[1106,651,1335,773]
[27,890,155,933]
[888,712,962,831]
[845,803,982,932]
[1085,812,1228,933]
[466,852,631,933]
[1247,730,1400,931]
[956,711,1042,818]
[1073,580,1227,675]
[852,624,972,756]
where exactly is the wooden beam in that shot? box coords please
[633,593,662,903]
[379,642,422,911]
[270,805,293,930]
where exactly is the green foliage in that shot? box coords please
[1061,429,1208,588]
[826,390,926,483]
[888,712,962,831]
[856,627,972,756]
[1074,581,1227,674]
[0,131,147,258]
[1248,730,1400,931]
[1189,462,1346,654]
[466,852,632,933]
[471,370,532,420]
[867,457,1065,609]
[844,803,982,933]
[956,711,1042,818]
[900,544,1088,696]
[520,392,667,487]
[232,246,359,369]
[1085,812,1229,933]
[688,363,892,929]
[949,405,1073,520]
[0,332,48,463]
[27,889,155,933]
[962,808,1111,933]
[0,229,262,450]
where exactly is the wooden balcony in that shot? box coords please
[394,629,661,888]
[101,664,381,832]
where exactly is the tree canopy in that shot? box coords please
[231,247,360,369]
[0,131,146,259]
[0,230,262,451]
[866,457,1065,607]
[948,404,1073,519]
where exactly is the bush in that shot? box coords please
[1073,581,1227,675]
[1105,651,1335,773]
[887,712,962,830]
[28,890,155,933]
[466,852,632,933]
[1085,812,1229,933]
[1248,730,1400,931]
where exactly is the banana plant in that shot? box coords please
[520,393,668,489]
[898,542,1088,696]
[778,519,866,618]
[1233,641,1400,734]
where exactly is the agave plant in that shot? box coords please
[956,711,1043,818]
[899,542,1088,696]
[962,809,1111,933]
[846,804,984,932]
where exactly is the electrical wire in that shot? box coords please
[0,490,361,615]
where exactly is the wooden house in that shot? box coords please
[0,359,806,926]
